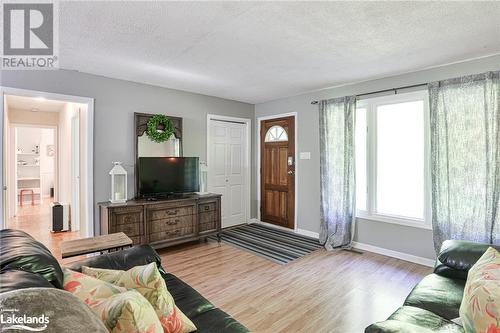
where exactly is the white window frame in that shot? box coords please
[356,90,432,230]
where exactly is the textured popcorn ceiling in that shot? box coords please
[59,1,500,103]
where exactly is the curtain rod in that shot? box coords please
[310,83,428,105]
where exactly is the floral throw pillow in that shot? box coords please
[63,268,163,333]
[83,263,197,333]
[94,290,163,333]
[459,247,500,333]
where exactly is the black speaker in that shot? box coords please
[51,202,63,232]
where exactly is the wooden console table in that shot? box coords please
[98,193,221,250]
[61,232,133,258]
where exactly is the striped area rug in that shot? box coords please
[210,223,322,264]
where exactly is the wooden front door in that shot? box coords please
[260,116,295,229]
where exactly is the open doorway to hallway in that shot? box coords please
[2,92,93,259]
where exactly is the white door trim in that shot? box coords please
[71,114,80,232]
[1,86,95,237]
[256,112,298,231]
[206,114,251,226]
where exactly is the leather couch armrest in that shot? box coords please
[433,259,467,280]
[0,229,64,289]
[435,240,500,277]
[65,245,165,274]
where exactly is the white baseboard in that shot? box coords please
[248,219,320,239]
[351,241,435,267]
[296,228,319,239]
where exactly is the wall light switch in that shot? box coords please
[299,152,311,160]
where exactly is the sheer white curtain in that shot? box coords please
[430,71,500,252]
[319,96,356,250]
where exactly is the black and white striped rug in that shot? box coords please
[210,223,322,264]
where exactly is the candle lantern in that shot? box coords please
[109,162,127,203]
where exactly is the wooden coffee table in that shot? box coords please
[61,232,133,259]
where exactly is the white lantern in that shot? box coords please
[109,162,127,203]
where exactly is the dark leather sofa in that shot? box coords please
[0,229,249,333]
[366,240,500,333]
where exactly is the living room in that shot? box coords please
[1,2,499,333]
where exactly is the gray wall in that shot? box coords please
[1,69,255,232]
[255,54,500,260]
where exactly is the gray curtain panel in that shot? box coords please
[429,71,500,253]
[319,96,356,250]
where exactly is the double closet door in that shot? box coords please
[208,120,248,228]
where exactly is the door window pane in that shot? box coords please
[355,108,367,211]
[265,125,288,142]
[376,101,424,219]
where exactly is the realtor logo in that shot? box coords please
[2,1,59,69]
[0,308,50,331]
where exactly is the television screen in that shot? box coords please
[138,157,199,197]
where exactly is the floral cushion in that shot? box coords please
[459,247,500,333]
[63,268,162,333]
[94,290,163,333]
[83,263,196,333]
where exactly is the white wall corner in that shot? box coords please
[351,241,435,267]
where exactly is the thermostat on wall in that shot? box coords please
[299,152,311,160]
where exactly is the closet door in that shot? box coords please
[208,120,247,228]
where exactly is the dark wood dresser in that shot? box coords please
[98,193,221,249]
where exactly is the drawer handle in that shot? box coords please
[166,210,178,215]
[204,206,210,211]
[124,216,132,223]
[167,230,180,235]
[167,219,179,225]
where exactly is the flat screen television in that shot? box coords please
[138,157,199,198]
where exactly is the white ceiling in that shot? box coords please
[59,1,500,104]
[6,95,66,113]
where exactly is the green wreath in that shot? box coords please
[146,114,174,143]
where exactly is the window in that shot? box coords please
[265,125,288,142]
[355,108,367,211]
[355,91,430,228]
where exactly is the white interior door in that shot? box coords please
[208,120,247,228]
[71,115,80,231]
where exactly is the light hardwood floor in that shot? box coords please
[159,241,432,333]
[6,199,84,260]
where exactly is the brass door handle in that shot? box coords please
[288,170,294,175]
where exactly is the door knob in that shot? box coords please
[287,170,293,175]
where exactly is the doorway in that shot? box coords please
[14,125,56,211]
[259,115,296,229]
[1,88,94,258]
[207,115,251,228]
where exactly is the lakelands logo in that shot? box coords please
[0,309,49,331]
[1,1,59,69]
